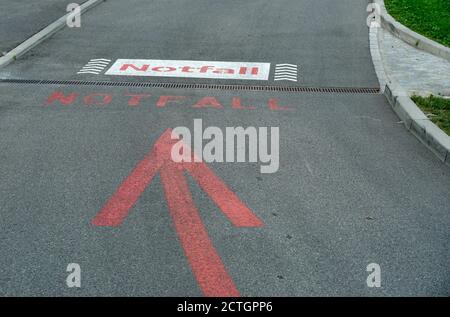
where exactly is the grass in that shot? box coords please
[412,95,450,135]
[384,0,450,47]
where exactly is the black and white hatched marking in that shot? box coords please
[77,58,112,75]
[274,64,298,82]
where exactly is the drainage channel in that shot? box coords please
[0,78,381,94]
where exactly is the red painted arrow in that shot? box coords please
[92,129,263,297]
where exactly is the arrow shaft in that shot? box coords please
[160,162,240,297]
[185,161,263,227]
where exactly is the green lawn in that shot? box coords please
[384,0,450,47]
[412,95,450,135]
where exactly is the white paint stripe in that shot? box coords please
[78,69,103,73]
[90,58,111,62]
[275,70,297,75]
[275,67,297,71]
[82,65,107,68]
[275,76,298,79]
[274,78,297,82]
[274,70,298,75]
[274,77,297,81]
[105,59,271,80]
[274,75,298,79]
[274,71,297,74]
[79,69,105,72]
[86,61,110,66]
[276,64,297,67]
[84,65,108,69]
[275,75,297,77]
[275,68,297,71]
[275,75,297,78]
[81,65,106,70]
[87,59,110,63]
[77,71,101,74]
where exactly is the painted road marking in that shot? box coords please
[104,59,271,80]
[45,91,293,111]
[92,129,264,297]
[274,64,298,82]
[77,58,112,75]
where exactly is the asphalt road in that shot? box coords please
[0,0,89,53]
[0,0,449,296]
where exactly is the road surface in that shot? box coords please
[0,0,449,296]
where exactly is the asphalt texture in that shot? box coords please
[0,0,449,296]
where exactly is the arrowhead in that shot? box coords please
[92,128,263,227]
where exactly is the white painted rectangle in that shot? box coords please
[104,59,270,80]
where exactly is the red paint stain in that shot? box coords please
[46,91,78,105]
[231,97,256,110]
[84,93,113,105]
[268,98,291,111]
[156,95,186,108]
[193,97,223,109]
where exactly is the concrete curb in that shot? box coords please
[374,0,450,62]
[369,24,450,167]
[0,0,104,69]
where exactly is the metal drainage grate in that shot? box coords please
[0,78,381,94]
